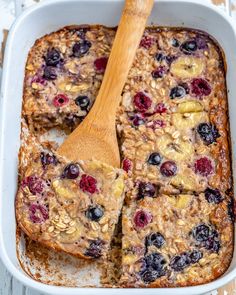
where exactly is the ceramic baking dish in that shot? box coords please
[1,0,236,294]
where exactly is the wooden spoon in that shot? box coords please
[57,0,154,167]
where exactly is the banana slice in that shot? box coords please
[177,100,203,113]
[170,56,205,79]
[176,194,191,209]
[52,180,77,200]
[171,174,198,191]
[58,226,82,243]
[172,112,208,130]
[156,134,194,162]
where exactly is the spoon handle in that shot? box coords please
[88,0,154,122]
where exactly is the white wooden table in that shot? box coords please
[0,0,235,294]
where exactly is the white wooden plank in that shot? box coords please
[12,278,25,295]
[0,260,12,295]
[25,287,43,295]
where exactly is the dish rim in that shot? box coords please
[1,0,236,294]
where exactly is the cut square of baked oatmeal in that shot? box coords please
[119,106,231,197]
[121,192,233,287]
[16,129,125,259]
[23,25,115,130]
[121,28,227,116]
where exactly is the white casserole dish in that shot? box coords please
[0,0,236,294]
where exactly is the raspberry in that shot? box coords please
[140,35,155,49]
[22,175,44,195]
[29,204,49,223]
[53,94,69,107]
[133,92,152,112]
[31,75,46,86]
[122,158,132,173]
[147,120,165,130]
[133,210,152,228]
[94,57,108,73]
[194,157,214,177]
[155,103,167,114]
[79,174,98,194]
[191,78,211,97]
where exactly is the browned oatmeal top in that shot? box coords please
[17,25,233,288]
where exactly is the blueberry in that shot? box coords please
[196,36,208,50]
[160,161,177,177]
[151,66,167,79]
[43,66,57,80]
[85,239,104,258]
[180,40,198,54]
[170,85,186,99]
[170,252,190,271]
[76,26,90,39]
[155,52,165,62]
[139,269,160,284]
[165,55,177,65]
[86,206,104,222]
[147,152,162,166]
[45,49,61,66]
[192,224,210,242]
[75,95,90,111]
[139,253,166,282]
[129,113,146,127]
[228,199,235,221]
[137,182,157,200]
[204,238,221,253]
[144,253,166,270]
[189,250,202,264]
[40,152,58,167]
[172,38,180,47]
[72,40,91,57]
[204,188,223,204]
[145,232,165,249]
[197,123,220,145]
[62,163,80,179]
[191,224,221,253]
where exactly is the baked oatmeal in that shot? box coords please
[17,25,234,287]
[16,127,125,259]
